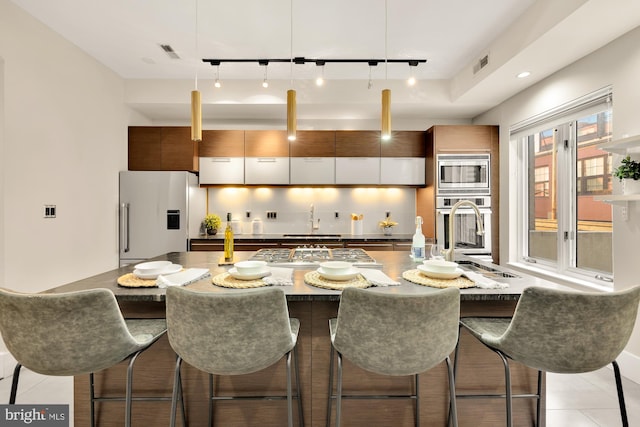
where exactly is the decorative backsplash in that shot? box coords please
[205,187,416,235]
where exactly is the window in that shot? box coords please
[511,88,613,284]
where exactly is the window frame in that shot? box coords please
[510,87,614,287]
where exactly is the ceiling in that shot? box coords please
[10,0,640,126]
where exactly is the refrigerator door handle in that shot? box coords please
[121,202,130,253]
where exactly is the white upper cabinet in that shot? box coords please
[244,157,290,184]
[199,157,245,184]
[335,157,380,184]
[290,157,335,184]
[380,158,425,185]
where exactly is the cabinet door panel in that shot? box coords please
[335,131,380,157]
[380,158,425,185]
[290,157,335,184]
[335,158,380,184]
[245,157,290,184]
[199,157,245,184]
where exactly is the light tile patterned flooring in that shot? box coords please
[1,366,639,426]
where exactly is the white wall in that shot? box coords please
[0,0,131,293]
[474,25,640,372]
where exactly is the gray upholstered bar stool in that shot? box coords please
[455,286,640,427]
[165,286,303,427]
[0,287,179,427]
[326,287,460,427]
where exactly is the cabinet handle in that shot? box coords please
[304,157,324,162]
[211,158,231,162]
[257,158,277,163]
[120,203,130,253]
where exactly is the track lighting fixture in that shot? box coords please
[214,65,221,88]
[407,61,418,86]
[315,60,325,86]
[259,60,269,88]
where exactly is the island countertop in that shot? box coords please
[49,250,566,302]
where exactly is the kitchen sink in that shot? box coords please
[457,260,520,278]
[282,234,342,238]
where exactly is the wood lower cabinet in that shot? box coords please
[128,126,198,172]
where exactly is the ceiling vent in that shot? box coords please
[160,44,180,59]
[473,54,489,74]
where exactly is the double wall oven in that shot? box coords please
[436,154,492,255]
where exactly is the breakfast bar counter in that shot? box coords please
[50,251,566,426]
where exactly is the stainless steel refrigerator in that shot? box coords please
[119,171,206,266]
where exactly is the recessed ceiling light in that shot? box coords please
[517,71,531,78]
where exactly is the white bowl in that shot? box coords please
[133,261,172,275]
[234,260,268,275]
[318,261,353,276]
[422,259,459,274]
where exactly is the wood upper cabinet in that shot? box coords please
[429,125,495,152]
[335,131,381,157]
[381,131,426,157]
[128,126,198,172]
[290,131,335,157]
[199,130,245,157]
[244,130,289,157]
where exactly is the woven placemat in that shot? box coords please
[402,269,476,289]
[211,272,269,289]
[304,271,371,290]
[117,273,158,288]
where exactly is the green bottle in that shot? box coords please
[224,213,234,261]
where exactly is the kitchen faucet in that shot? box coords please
[443,200,484,262]
[310,204,320,233]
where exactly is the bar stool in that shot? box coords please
[326,287,460,427]
[455,286,640,427]
[165,286,303,427]
[0,287,182,427]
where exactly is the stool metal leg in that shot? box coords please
[335,352,343,427]
[536,370,542,427]
[445,356,458,427]
[209,374,215,427]
[326,345,335,427]
[170,356,183,427]
[286,351,293,427]
[496,351,513,427]
[89,372,96,427]
[414,374,419,427]
[125,350,144,427]
[612,360,629,427]
[293,344,304,427]
[9,363,23,405]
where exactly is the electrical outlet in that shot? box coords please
[335,211,340,219]
[44,205,56,218]
[246,210,251,218]
[385,211,391,218]
[266,211,277,220]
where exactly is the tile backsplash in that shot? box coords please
[205,187,416,235]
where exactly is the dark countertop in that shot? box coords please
[48,251,567,303]
[192,233,415,241]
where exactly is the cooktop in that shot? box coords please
[249,246,381,267]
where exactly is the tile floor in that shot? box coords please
[1,366,639,426]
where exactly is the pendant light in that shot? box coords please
[380,0,391,141]
[190,0,202,142]
[287,0,297,141]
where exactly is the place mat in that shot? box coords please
[304,271,371,291]
[211,272,270,289]
[117,273,158,288]
[402,269,476,289]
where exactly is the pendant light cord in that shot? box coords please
[195,0,199,90]
[290,0,294,87]
[385,0,388,81]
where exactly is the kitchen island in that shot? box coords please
[50,251,566,426]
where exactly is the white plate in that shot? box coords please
[417,265,464,280]
[317,267,359,281]
[134,264,182,279]
[228,267,272,281]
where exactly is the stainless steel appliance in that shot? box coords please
[119,171,206,266]
[437,153,490,195]
[436,196,491,255]
[250,246,380,267]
